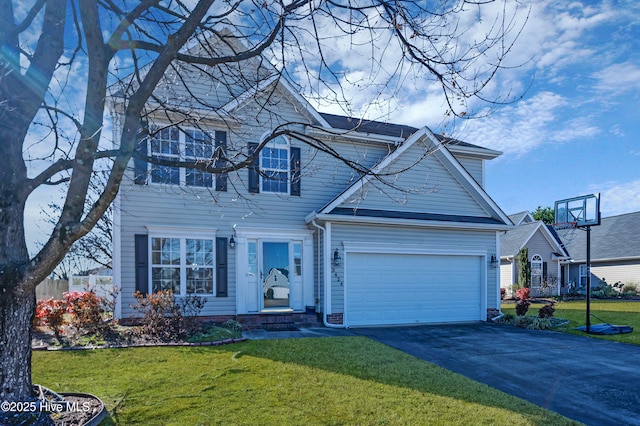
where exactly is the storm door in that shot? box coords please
[262,242,290,309]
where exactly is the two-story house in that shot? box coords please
[109,35,512,328]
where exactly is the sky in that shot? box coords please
[22,0,640,256]
[309,0,640,220]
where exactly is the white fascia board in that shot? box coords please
[447,145,503,160]
[519,223,542,252]
[220,76,331,128]
[540,224,569,253]
[317,127,430,215]
[307,127,405,144]
[311,213,513,231]
[422,131,513,226]
[277,78,331,127]
[565,255,640,264]
[219,74,279,114]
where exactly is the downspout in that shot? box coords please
[310,220,343,328]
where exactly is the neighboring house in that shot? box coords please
[500,212,569,297]
[560,211,640,292]
[109,34,512,328]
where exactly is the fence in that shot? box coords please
[36,275,115,301]
[36,279,69,300]
[69,274,115,298]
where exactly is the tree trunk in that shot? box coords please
[0,284,35,401]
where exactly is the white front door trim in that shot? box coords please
[235,228,314,314]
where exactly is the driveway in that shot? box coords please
[352,323,640,426]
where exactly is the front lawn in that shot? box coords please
[33,337,576,425]
[501,300,640,345]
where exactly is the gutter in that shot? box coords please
[312,213,513,231]
[309,220,344,328]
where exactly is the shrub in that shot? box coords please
[515,287,530,300]
[538,302,556,318]
[177,294,207,335]
[222,319,243,331]
[500,288,506,300]
[132,290,183,340]
[132,291,207,340]
[35,298,67,337]
[528,317,553,330]
[514,287,531,316]
[64,291,105,335]
[622,283,638,294]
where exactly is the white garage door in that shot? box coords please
[346,252,483,326]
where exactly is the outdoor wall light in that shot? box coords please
[229,236,235,249]
[333,249,342,266]
[490,254,498,268]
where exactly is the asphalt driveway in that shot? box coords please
[352,323,640,426]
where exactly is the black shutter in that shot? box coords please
[134,121,148,185]
[134,234,149,295]
[216,237,228,297]
[215,131,227,191]
[248,142,260,194]
[543,262,548,279]
[290,146,301,196]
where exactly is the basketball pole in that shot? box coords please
[586,225,591,333]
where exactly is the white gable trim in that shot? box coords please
[314,127,511,226]
[518,222,567,255]
[317,127,431,215]
[220,75,331,128]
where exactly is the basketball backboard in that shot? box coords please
[554,193,601,227]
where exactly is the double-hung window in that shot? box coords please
[247,134,301,196]
[142,126,225,189]
[150,128,180,185]
[261,135,289,194]
[150,236,215,295]
[185,130,214,188]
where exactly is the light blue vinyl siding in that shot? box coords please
[337,141,490,218]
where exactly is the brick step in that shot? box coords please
[236,312,321,329]
[262,322,299,331]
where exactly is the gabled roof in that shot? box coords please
[500,220,569,258]
[561,211,640,262]
[306,127,512,229]
[508,211,534,226]
[317,113,502,158]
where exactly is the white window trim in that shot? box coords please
[259,133,290,194]
[579,264,588,286]
[148,126,221,188]
[531,254,543,288]
[146,226,218,296]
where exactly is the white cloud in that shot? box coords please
[453,91,599,156]
[591,62,640,96]
[589,179,640,217]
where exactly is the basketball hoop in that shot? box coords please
[553,221,578,241]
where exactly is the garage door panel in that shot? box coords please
[346,252,482,326]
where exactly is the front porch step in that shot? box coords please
[236,312,321,330]
[262,322,299,332]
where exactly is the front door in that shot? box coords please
[262,242,290,309]
[237,230,310,315]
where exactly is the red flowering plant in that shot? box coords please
[515,287,531,316]
[34,298,67,337]
[64,291,106,335]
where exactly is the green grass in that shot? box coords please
[502,300,640,345]
[33,337,577,425]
